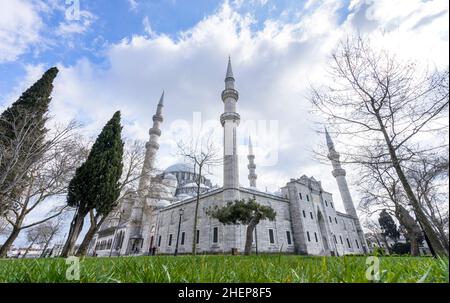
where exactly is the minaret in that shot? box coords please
[325,128,368,252]
[127,92,164,251]
[221,57,240,201]
[247,136,257,188]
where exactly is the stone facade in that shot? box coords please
[90,58,368,257]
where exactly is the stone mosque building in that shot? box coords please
[90,58,368,256]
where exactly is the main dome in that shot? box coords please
[164,163,195,173]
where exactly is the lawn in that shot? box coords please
[0,255,448,283]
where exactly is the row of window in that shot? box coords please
[298,193,334,209]
[305,231,360,250]
[157,228,294,247]
[95,238,112,251]
[332,234,360,249]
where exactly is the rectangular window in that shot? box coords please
[307,231,311,242]
[355,239,359,249]
[299,193,303,200]
[181,232,185,245]
[268,229,275,244]
[333,235,337,244]
[306,194,310,202]
[158,235,162,247]
[168,234,173,246]
[335,217,338,224]
[310,212,313,219]
[213,227,219,243]
[339,235,343,244]
[329,216,332,223]
[330,202,334,208]
[196,230,200,244]
[314,232,318,242]
[346,238,351,248]
[286,231,292,245]
[325,200,328,207]
[302,210,306,218]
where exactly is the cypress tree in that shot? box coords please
[0,67,59,215]
[61,111,124,257]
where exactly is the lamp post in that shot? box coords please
[174,208,184,256]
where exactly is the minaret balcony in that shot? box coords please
[221,88,239,101]
[149,127,161,136]
[145,141,160,150]
[152,114,163,123]
[220,112,241,126]
[332,168,346,177]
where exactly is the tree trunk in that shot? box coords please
[60,210,85,257]
[192,168,202,256]
[22,239,36,258]
[39,233,55,258]
[244,219,258,256]
[0,227,21,257]
[76,215,106,257]
[376,113,448,257]
[409,235,420,256]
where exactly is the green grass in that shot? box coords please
[0,255,448,283]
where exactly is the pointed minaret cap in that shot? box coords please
[248,136,254,155]
[158,90,165,106]
[225,56,234,80]
[325,127,335,150]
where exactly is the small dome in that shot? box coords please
[155,200,171,209]
[183,182,209,189]
[164,173,177,180]
[176,193,192,200]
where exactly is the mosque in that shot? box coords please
[90,58,368,256]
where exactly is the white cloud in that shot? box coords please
[7,0,449,218]
[127,0,139,12]
[0,0,43,63]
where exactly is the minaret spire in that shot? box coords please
[247,136,257,188]
[127,91,165,254]
[324,127,335,152]
[326,129,368,253]
[220,57,240,201]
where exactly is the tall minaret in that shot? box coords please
[221,57,240,201]
[247,136,257,188]
[127,92,164,249]
[325,128,368,252]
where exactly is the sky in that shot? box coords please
[0,0,448,247]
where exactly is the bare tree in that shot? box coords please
[407,151,449,251]
[177,135,221,255]
[310,36,449,256]
[75,140,146,256]
[38,218,63,258]
[0,123,86,257]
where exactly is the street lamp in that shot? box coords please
[174,208,184,256]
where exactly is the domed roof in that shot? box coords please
[164,173,177,180]
[155,200,171,209]
[164,163,195,174]
[183,182,209,189]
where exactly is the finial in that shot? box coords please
[226,56,234,80]
[158,90,164,106]
[325,126,335,150]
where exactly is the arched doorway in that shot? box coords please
[317,210,330,255]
